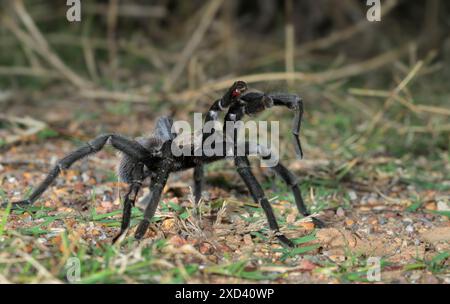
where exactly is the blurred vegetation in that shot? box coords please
[0,0,448,161]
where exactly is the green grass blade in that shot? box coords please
[0,198,12,237]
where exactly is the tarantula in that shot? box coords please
[5,81,323,247]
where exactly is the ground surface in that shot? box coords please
[1,99,449,284]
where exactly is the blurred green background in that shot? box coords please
[0,0,448,159]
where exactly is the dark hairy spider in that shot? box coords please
[4,81,324,247]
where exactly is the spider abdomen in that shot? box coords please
[117,155,141,183]
[117,136,161,183]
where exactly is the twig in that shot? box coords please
[327,88,449,136]
[0,90,13,103]
[84,3,167,18]
[284,0,295,88]
[0,66,61,78]
[3,41,410,106]
[0,114,47,147]
[404,123,450,133]
[21,42,42,70]
[349,88,450,116]
[361,60,424,138]
[4,1,92,89]
[107,0,119,77]
[80,89,150,103]
[82,36,100,82]
[16,251,60,283]
[164,0,224,91]
[0,159,48,167]
[172,44,411,100]
[0,274,11,284]
[79,44,409,104]
[43,34,167,70]
[247,0,399,69]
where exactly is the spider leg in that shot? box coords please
[192,82,247,208]
[112,181,141,244]
[222,105,293,246]
[134,168,170,240]
[202,81,248,147]
[271,162,324,228]
[235,156,295,248]
[239,92,304,159]
[193,164,204,204]
[11,134,151,207]
[292,107,304,159]
[269,93,304,159]
[244,142,325,228]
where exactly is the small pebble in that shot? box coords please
[199,242,213,255]
[345,219,354,226]
[424,202,437,210]
[298,221,315,230]
[359,227,371,235]
[410,272,421,282]
[81,172,90,183]
[406,185,416,191]
[437,201,450,211]
[422,274,439,284]
[403,217,413,223]
[161,218,176,232]
[348,191,357,201]
[207,255,218,263]
[405,225,414,233]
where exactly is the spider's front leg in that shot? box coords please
[242,142,324,227]
[270,93,304,159]
[112,181,141,244]
[235,156,295,248]
[193,80,248,204]
[240,92,304,159]
[193,164,203,204]
[112,162,145,244]
[134,166,170,240]
[202,81,248,145]
[223,107,295,247]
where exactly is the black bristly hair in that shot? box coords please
[5,81,323,247]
